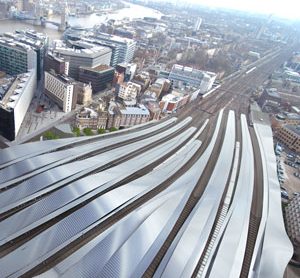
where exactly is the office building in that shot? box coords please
[107,101,149,129]
[53,42,111,79]
[194,17,202,31]
[67,38,122,68]
[285,195,300,262]
[283,69,300,84]
[169,64,216,90]
[0,36,37,76]
[0,70,36,140]
[92,33,136,65]
[44,71,77,113]
[275,125,300,153]
[159,91,190,113]
[199,72,217,93]
[118,82,141,101]
[2,30,49,80]
[258,88,281,109]
[78,65,114,93]
[45,52,69,75]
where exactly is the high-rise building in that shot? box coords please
[68,38,123,68]
[53,42,111,79]
[78,64,114,93]
[194,17,202,32]
[91,33,136,65]
[44,71,77,113]
[0,70,36,141]
[2,30,48,80]
[0,37,37,76]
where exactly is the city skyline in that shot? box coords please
[176,0,300,20]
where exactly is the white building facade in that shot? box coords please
[44,71,75,112]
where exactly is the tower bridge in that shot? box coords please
[12,1,69,31]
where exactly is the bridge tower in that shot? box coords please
[34,0,43,25]
[59,2,69,31]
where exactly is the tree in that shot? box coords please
[109,127,118,132]
[72,127,81,137]
[83,128,94,136]
[44,131,59,140]
[97,128,106,134]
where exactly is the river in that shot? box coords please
[0,2,162,40]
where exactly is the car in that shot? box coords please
[293,192,300,197]
[281,186,287,191]
[281,192,289,200]
[294,172,300,178]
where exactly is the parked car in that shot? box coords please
[281,192,289,200]
[281,190,289,200]
[281,186,287,191]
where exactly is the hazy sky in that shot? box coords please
[186,0,299,19]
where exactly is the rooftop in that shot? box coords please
[286,125,300,136]
[120,104,149,116]
[0,71,34,111]
[265,88,281,99]
[46,71,75,85]
[80,64,113,72]
[93,32,135,45]
[286,113,300,121]
[54,41,111,58]
[0,36,33,52]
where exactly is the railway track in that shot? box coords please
[0,46,295,278]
